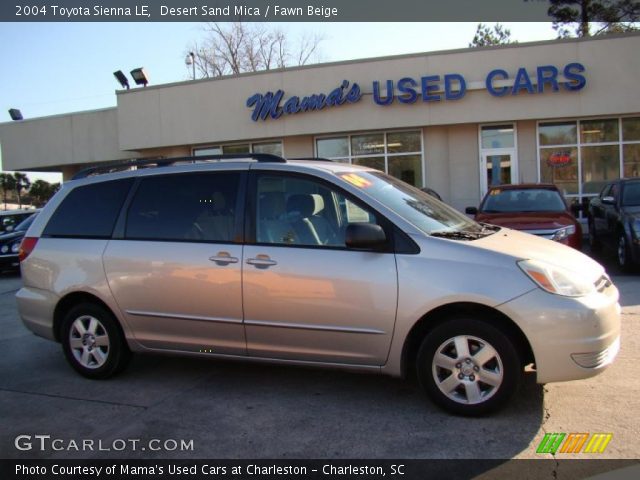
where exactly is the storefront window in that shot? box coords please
[353,156,385,171]
[624,144,640,178]
[580,119,619,144]
[540,147,578,195]
[317,137,349,159]
[194,141,282,157]
[387,131,421,153]
[253,142,283,156]
[538,117,640,216]
[389,155,422,187]
[316,131,423,187]
[622,117,640,142]
[539,122,577,146]
[581,145,620,194]
[351,134,384,155]
[481,125,515,149]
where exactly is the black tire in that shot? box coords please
[588,220,600,253]
[416,317,521,416]
[61,303,131,379]
[617,233,633,273]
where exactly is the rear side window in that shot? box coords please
[125,172,241,243]
[43,179,133,238]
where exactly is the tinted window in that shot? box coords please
[15,214,37,232]
[126,172,240,242]
[44,179,133,238]
[622,182,640,206]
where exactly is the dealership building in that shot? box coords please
[1,32,639,214]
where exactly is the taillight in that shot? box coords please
[18,237,38,262]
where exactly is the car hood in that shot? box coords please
[475,211,576,231]
[471,227,604,281]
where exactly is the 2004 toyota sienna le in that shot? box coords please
[16,154,621,415]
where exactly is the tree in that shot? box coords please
[187,22,323,78]
[29,179,60,207]
[13,172,31,209]
[469,23,516,47]
[548,0,640,37]
[0,173,16,210]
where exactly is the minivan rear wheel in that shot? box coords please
[416,317,521,416]
[61,303,130,379]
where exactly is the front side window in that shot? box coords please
[622,182,640,206]
[255,175,378,248]
[125,172,240,243]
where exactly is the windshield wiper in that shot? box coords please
[430,224,499,241]
[429,230,484,241]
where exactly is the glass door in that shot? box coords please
[480,149,517,196]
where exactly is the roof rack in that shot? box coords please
[288,157,335,162]
[72,153,286,180]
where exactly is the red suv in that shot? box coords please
[466,184,582,249]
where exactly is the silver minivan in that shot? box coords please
[16,155,621,415]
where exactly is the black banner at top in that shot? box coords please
[3,0,554,22]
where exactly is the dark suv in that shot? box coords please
[588,178,640,272]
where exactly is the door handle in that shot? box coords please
[209,252,239,265]
[247,254,278,268]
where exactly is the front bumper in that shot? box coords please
[497,282,621,384]
[0,253,20,270]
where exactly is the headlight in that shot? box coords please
[551,225,576,242]
[11,242,20,253]
[517,259,596,297]
[0,245,7,254]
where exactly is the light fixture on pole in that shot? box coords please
[113,70,130,90]
[130,68,149,87]
[185,52,196,80]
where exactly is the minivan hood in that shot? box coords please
[472,227,604,280]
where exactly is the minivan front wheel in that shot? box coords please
[61,303,130,379]
[416,317,521,416]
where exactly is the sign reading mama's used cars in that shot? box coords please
[246,63,586,122]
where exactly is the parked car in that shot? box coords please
[0,209,38,235]
[17,154,620,416]
[0,212,38,272]
[466,184,582,249]
[588,178,640,272]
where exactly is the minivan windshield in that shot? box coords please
[339,171,490,238]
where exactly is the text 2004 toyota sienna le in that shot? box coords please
[16,155,620,415]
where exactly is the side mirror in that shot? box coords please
[601,196,615,205]
[345,223,387,250]
[465,207,478,215]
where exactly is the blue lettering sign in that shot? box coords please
[563,63,586,91]
[247,81,361,122]
[373,80,394,105]
[486,69,510,97]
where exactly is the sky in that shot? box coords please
[0,22,557,183]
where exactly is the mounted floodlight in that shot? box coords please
[130,68,149,87]
[113,70,130,90]
[8,109,23,121]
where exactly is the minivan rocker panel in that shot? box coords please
[15,156,621,416]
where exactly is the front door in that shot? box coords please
[242,171,398,365]
[480,149,517,197]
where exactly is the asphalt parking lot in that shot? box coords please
[1,255,639,462]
